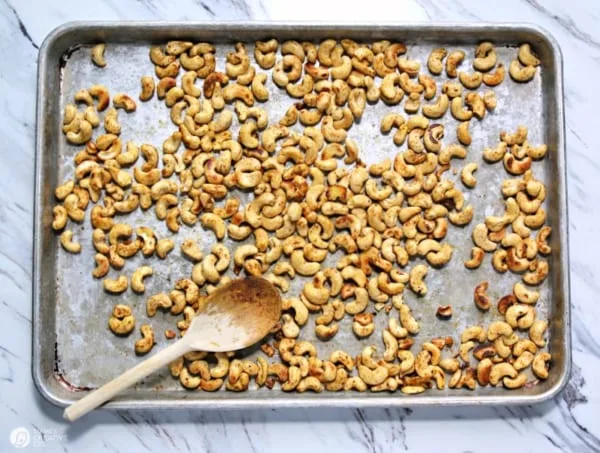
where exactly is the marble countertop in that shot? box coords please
[1,0,599,451]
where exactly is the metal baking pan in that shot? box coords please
[33,21,570,409]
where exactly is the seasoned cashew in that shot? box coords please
[422,94,449,119]
[108,304,135,335]
[398,302,419,334]
[450,96,473,121]
[156,238,175,259]
[103,275,128,294]
[536,226,552,255]
[407,264,428,296]
[134,325,155,355]
[505,304,536,330]
[483,142,507,163]
[473,281,491,311]
[513,281,540,305]
[321,116,347,143]
[473,41,497,72]
[180,239,203,262]
[532,352,551,379]
[518,43,541,67]
[446,50,465,78]
[457,121,472,146]
[504,153,532,176]
[131,266,153,293]
[472,223,496,252]
[91,43,107,67]
[139,75,155,101]
[397,58,420,77]
[60,230,81,253]
[461,162,478,188]
[459,71,483,89]
[66,120,93,145]
[427,47,447,75]
[380,73,404,105]
[509,60,536,83]
[352,313,375,338]
[489,363,518,386]
[200,213,225,240]
[113,93,136,112]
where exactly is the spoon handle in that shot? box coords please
[63,339,192,422]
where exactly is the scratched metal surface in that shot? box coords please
[33,22,570,408]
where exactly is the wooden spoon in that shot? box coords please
[63,277,282,422]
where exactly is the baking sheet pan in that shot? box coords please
[33,22,570,408]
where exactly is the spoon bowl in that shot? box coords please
[187,276,282,351]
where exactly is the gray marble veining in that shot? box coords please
[1,0,599,451]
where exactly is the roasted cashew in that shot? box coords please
[461,162,478,188]
[113,93,136,112]
[473,41,497,72]
[291,250,320,276]
[458,71,483,90]
[427,47,447,75]
[200,213,225,240]
[397,58,420,77]
[397,302,419,334]
[483,142,507,163]
[489,363,518,386]
[450,96,473,121]
[90,43,107,67]
[504,153,532,175]
[155,60,180,79]
[481,90,497,111]
[505,304,536,330]
[60,230,81,253]
[254,39,278,69]
[66,120,93,145]
[532,352,551,379]
[472,223,497,252]
[518,43,541,67]
[156,238,175,259]
[509,60,536,83]
[380,73,404,105]
[103,275,128,294]
[138,75,155,102]
[135,325,155,355]
[352,313,375,338]
[523,259,549,286]
[135,226,156,256]
[464,246,485,269]
[473,281,491,311]
[422,94,449,119]
[108,304,135,336]
[439,144,467,165]
[446,50,465,78]
[131,266,153,293]
[103,108,120,135]
[380,113,407,146]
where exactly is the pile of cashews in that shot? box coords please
[53,38,552,393]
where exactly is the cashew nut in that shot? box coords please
[474,281,491,311]
[446,50,465,78]
[532,352,551,379]
[509,60,536,83]
[108,304,135,336]
[60,230,81,253]
[103,275,128,294]
[458,163,478,189]
[131,266,153,293]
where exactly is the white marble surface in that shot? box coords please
[1,0,599,452]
